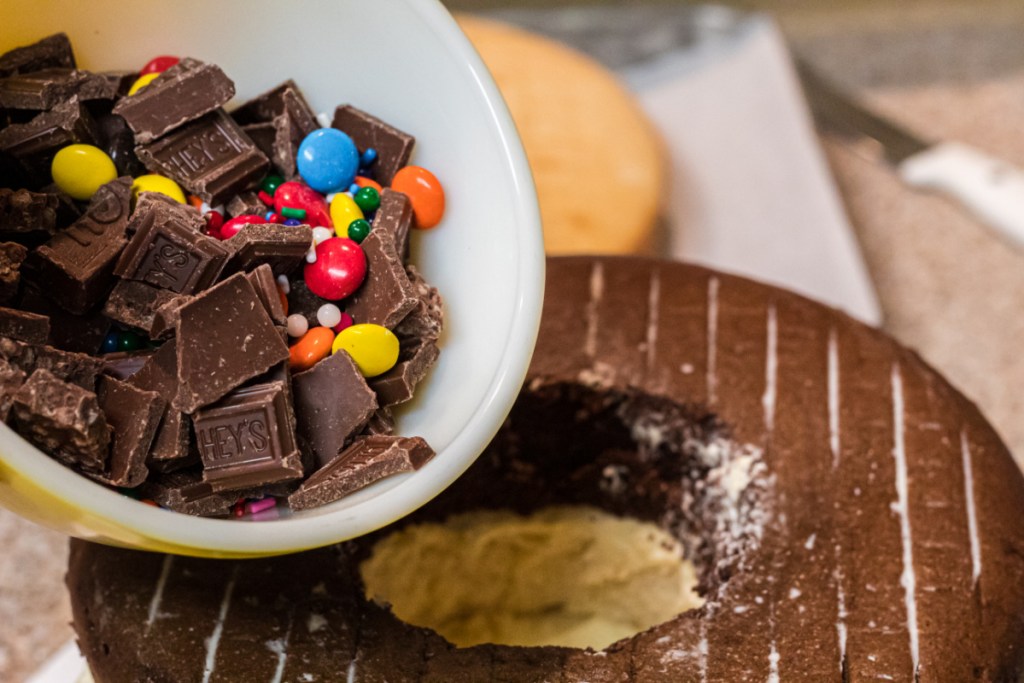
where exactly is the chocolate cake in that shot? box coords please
[67,256,1024,681]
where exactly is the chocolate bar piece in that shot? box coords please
[0,98,97,186]
[288,435,434,511]
[224,222,311,276]
[173,272,290,413]
[0,307,48,344]
[33,176,132,313]
[79,71,136,102]
[18,286,111,354]
[361,406,394,437]
[91,376,164,488]
[102,279,182,333]
[114,198,227,294]
[0,336,103,390]
[0,242,27,303]
[0,189,59,242]
[112,58,235,143]
[128,192,205,234]
[0,68,87,110]
[11,368,111,472]
[0,357,26,421]
[245,264,287,325]
[128,340,191,469]
[344,190,417,328]
[193,379,304,492]
[100,350,153,381]
[293,349,377,468]
[331,105,415,186]
[138,467,233,517]
[0,34,75,79]
[232,80,318,177]
[148,294,193,340]
[134,109,269,206]
[394,265,444,343]
[225,191,265,218]
[371,340,439,407]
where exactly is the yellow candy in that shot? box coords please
[332,323,399,377]
[131,174,186,204]
[330,193,364,237]
[127,72,160,96]
[50,144,117,201]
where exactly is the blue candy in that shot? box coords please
[297,128,359,194]
[101,331,119,354]
[283,218,303,227]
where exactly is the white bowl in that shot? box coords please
[0,0,544,557]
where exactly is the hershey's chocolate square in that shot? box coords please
[0,68,86,110]
[0,34,76,79]
[103,278,183,334]
[331,105,415,186]
[224,222,312,277]
[232,80,318,177]
[91,375,164,488]
[0,97,98,186]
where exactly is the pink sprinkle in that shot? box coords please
[334,312,354,333]
[244,497,277,515]
[250,506,282,522]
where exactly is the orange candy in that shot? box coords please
[354,175,382,193]
[288,326,335,371]
[391,166,444,229]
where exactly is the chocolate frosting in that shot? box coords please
[67,257,1024,681]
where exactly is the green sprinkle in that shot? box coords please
[281,206,307,220]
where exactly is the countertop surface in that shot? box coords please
[5,3,1024,679]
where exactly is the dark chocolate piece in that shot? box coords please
[0,306,48,344]
[11,368,110,471]
[0,242,27,303]
[0,189,59,242]
[114,198,227,294]
[0,336,103,390]
[193,379,303,492]
[173,272,290,413]
[95,113,145,177]
[245,263,287,325]
[100,350,154,381]
[18,286,111,354]
[128,340,190,469]
[137,467,233,517]
[394,265,444,343]
[0,34,75,79]
[0,68,87,110]
[112,58,235,143]
[224,222,311,276]
[331,105,415,185]
[0,357,26,421]
[0,97,97,186]
[33,176,132,313]
[371,340,439,407]
[134,109,269,206]
[288,435,433,511]
[102,279,182,333]
[293,349,377,468]
[225,191,265,218]
[232,80,318,177]
[91,376,164,488]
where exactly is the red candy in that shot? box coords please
[219,214,267,241]
[273,181,331,228]
[333,312,354,333]
[204,210,225,239]
[304,238,366,300]
[139,55,180,76]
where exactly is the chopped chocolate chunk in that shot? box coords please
[371,341,439,407]
[128,191,205,234]
[95,113,145,177]
[0,242,27,303]
[394,265,444,343]
[288,435,433,511]
[11,368,110,471]
[134,109,269,206]
[128,340,191,469]
[18,286,111,354]
[332,105,415,186]
[193,379,304,492]
[232,80,318,177]
[0,336,103,390]
[0,97,98,186]
[0,357,26,421]
[361,406,395,437]
[148,293,193,339]
[33,176,132,313]
[232,80,317,127]
[114,199,228,294]
[0,34,75,79]
[173,272,290,413]
[224,222,311,276]
[225,191,265,219]
[286,277,330,328]
[0,306,48,344]
[0,67,88,110]
[102,279,182,333]
[138,467,233,517]
[245,264,287,324]
[80,71,136,102]
[293,349,378,468]
[0,189,59,242]
[112,58,235,143]
[91,376,163,488]
[100,350,153,381]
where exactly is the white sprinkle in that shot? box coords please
[960,430,982,585]
[707,277,719,404]
[645,269,660,370]
[828,327,840,468]
[276,275,290,294]
[767,641,780,682]
[317,112,332,128]
[804,533,817,550]
[584,261,604,359]
[788,587,801,600]
[762,304,777,432]
[317,303,342,329]
[145,555,174,630]
[201,565,239,683]
[305,247,317,264]
[287,314,309,338]
[733,605,749,614]
[325,192,340,204]
[891,364,920,675]
[346,659,357,683]
[312,226,333,245]
[680,362,695,374]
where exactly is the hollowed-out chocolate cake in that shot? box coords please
[67,256,1024,681]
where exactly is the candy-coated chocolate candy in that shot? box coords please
[273,181,331,228]
[282,218,302,227]
[127,72,160,96]
[139,55,179,76]
[261,174,285,195]
[286,314,309,338]
[303,237,366,300]
[353,186,380,213]
[204,210,225,239]
[332,323,399,377]
[117,330,145,352]
[101,331,119,354]
[288,326,335,371]
[334,312,354,333]
[219,214,268,241]
[329,193,364,236]
[354,176,383,192]
[316,303,342,329]
[296,128,359,194]
[132,174,186,204]
[347,219,370,244]
[51,144,117,201]
[392,166,445,229]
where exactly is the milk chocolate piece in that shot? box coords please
[245,264,287,324]
[33,176,132,313]
[148,294,193,339]
[100,350,153,381]
[193,379,303,492]
[91,376,164,488]
[0,189,59,242]
[288,435,433,511]
[102,279,182,333]
[225,191,265,218]
[293,349,377,468]
[232,80,318,177]
[361,406,394,437]
[0,357,26,421]
[137,467,233,517]
[112,58,235,143]
[0,242,27,303]
[11,368,110,471]
[114,199,228,294]
[18,286,111,354]
[128,340,190,469]
[0,98,97,186]
[331,105,414,186]
[80,71,136,102]
[371,340,439,407]
[0,68,87,110]
[0,307,48,344]
[225,222,311,276]
[0,34,75,79]
[174,272,290,413]
[134,109,269,206]
[394,265,444,343]
[0,336,103,390]
[128,191,205,234]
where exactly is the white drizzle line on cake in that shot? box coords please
[266,611,294,683]
[834,544,848,675]
[346,659,357,683]
[960,429,982,585]
[201,564,239,683]
[767,641,780,682]
[828,327,840,469]
[762,303,777,433]
[707,277,719,404]
[145,555,174,631]
[645,269,660,371]
[584,260,604,359]
[891,364,920,676]
[698,618,709,683]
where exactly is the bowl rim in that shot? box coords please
[0,0,545,556]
